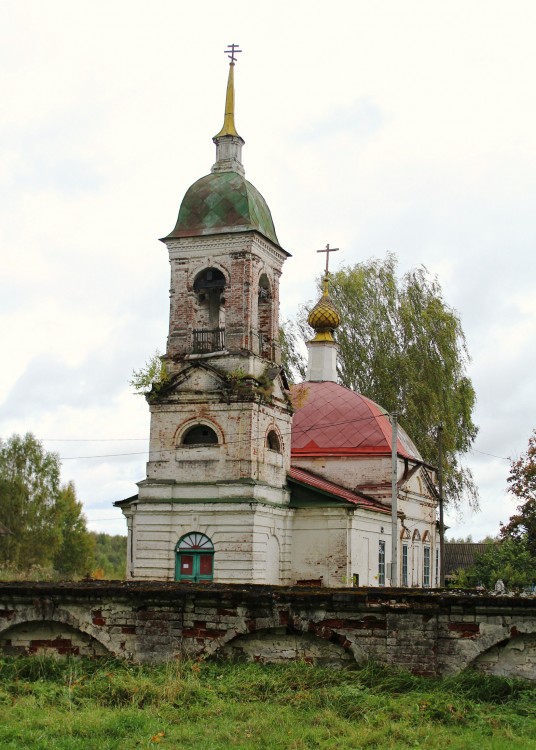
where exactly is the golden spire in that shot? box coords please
[214,44,242,140]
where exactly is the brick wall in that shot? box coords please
[1,582,535,679]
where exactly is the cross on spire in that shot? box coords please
[316,244,339,276]
[224,43,242,63]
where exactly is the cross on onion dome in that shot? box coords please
[316,244,339,276]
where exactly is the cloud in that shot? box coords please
[1,0,535,542]
[299,97,384,141]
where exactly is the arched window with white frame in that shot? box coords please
[400,527,410,586]
[422,531,431,587]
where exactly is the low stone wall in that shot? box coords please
[1,581,535,679]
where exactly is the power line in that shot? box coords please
[43,434,514,465]
[61,451,149,460]
[471,448,510,461]
[42,438,147,442]
[56,412,385,460]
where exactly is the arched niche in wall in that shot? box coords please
[266,429,281,453]
[218,627,357,667]
[192,267,226,352]
[265,428,284,467]
[0,620,111,658]
[182,424,219,446]
[175,420,223,465]
[257,273,274,359]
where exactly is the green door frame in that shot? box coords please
[175,550,214,582]
[175,533,215,583]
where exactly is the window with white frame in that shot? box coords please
[402,543,409,586]
[435,547,439,587]
[423,545,431,587]
[378,540,386,586]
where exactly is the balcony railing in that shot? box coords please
[192,327,225,354]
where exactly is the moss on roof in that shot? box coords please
[165,172,279,245]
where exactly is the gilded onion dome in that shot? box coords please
[308,277,341,342]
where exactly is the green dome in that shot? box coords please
[165,172,280,245]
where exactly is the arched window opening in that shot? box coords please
[193,267,226,353]
[182,424,219,446]
[401,542,409,587]
[266,430,281,452]
[175,533,214,582]
[257,273,274,359]
[423,544,431,587]
[258,274,271,304]
[193,267,226,293]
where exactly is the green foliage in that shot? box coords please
[294,254,478,509]
[129,350,168,395]
[90,533,127,579]
[0,434,62,567]
[501,429,536,556]
[279,319,307,384]
[0,434,95,579]
[447,534,474,543]
[53,482,95,576]
[450,538,536,590]
[0,658,535,749]
[0,563,63,582]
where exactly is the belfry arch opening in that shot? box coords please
[193,267,226,353]
[257,273,274,359]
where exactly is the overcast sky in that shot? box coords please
[1,1,535,540]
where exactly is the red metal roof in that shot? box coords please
[290,381,421,460]
[289,466,390,514]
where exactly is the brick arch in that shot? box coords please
[200,609,369,665]
[256,270,273,295]
[469,632,536,679]
[189,261,230,291]
[0,606,117,657]
[174,415,225,447]
[444,621,536,676]
[265,424,284,453]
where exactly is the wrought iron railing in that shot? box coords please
[192,327,225,354]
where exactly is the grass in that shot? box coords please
[0,657,535,749]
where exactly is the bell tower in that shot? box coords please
[118,49,294,584]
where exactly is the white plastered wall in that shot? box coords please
[290,507,352,587]
[128,500,293,584]
[349,509,392,587]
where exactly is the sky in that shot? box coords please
[1,0,535,540]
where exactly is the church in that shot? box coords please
[115,51,440,588]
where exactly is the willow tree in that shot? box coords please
[291,254,478,509]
